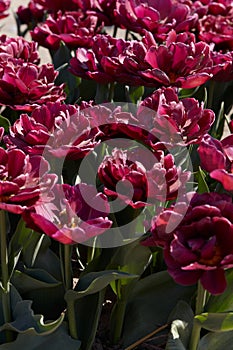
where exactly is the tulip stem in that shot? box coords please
[113,25,118,38]
[60,244,73,291]
[0,210,12,342]
[111,281,128,345]
[207,80,215,109]
[108,82,115,102]
[65,244,73,291]
[112,298,127,345]
[189,282,207,350]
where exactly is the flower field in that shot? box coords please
[0,0,233,349]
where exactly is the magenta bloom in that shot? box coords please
[211,50,233,82]
[0,60,65,111]
[137,87,215,146]
[70,31,223,88]
[16,1,45,26]
[36,0,78,12]
[0,35,40,64]
[23,183,112,244]
[84,103,147,143]
[142,30,223,88]
[198,134,233,191]
[98,147,190,208]
[114,0,198,41]
[0,126,4,141]
[5,102,99,160]
[0,0,10,19]
[31,11,103,51]
[143,192,233,295]
[198,14,233,51]
[0,148,57,214]
[69,34,151,86]
[182,0,233,18]
[98,148,148,208]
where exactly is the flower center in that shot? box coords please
[199,245,222,266]
[58,208,81,228]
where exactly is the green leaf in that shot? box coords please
[195,312,233,332]
[79,247,117,275]
[67,290,104,350]
[108,240,151,276]
[196,167,209,194]
[78,78,96,101]
[126,85,144,104]
[9,219,41,268]
[0,285,21,341]
[122,271,195,346]
[179,87,200,99]
[108,240,151,293]
[73,270,138,296]
[166,301,194,350]
[52,42,71,70]
[12,269,65,320]
[52,42,80,104]
[197,330,233,350]
[210,101,225,139]
[65,270,138,350]
[0,115,10,133]
[12,269,61,293]
[0,323,81,350]
[206,269,233,313]
[9,219,62,280]
[0,300,64,335]
[95,83,109,103]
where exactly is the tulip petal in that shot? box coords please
[201,269,227,295]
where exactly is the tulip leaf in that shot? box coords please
[197,330,233,350]
[12,269,61,292]
[0,300,64,335]
[53,42,71,70]
[73,270,138,296]
[0,286,21,343]
[12,269,65,320]
[107,240,151,293]
[206,269,233,312]
[165,301,194,350]
[65,270,138,350]
[78,78,96,101]
[0,323,81,350]
[197,166,209,193]
[210,101,225,139]
[195,312,233,332]
[9,219,62,281]
[95,83,109,103]
[126,85,144,104]
[179,87,200,99]
[53,42,80,104]
[122,271,195,346]
[107,240,151,275]
[0,114,10,133]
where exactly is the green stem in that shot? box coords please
[195,281,207,315]
[95,83,109,103]
[67,298,79,340]
[64,244,72,291]
[0,210,12,342]
[112,298,127,345]
[189,282,207,350]
[207,80,215,109]
[87,237,98,264]
[113,25,118,38]
[108,82,115,102]
[60,244,72,291]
